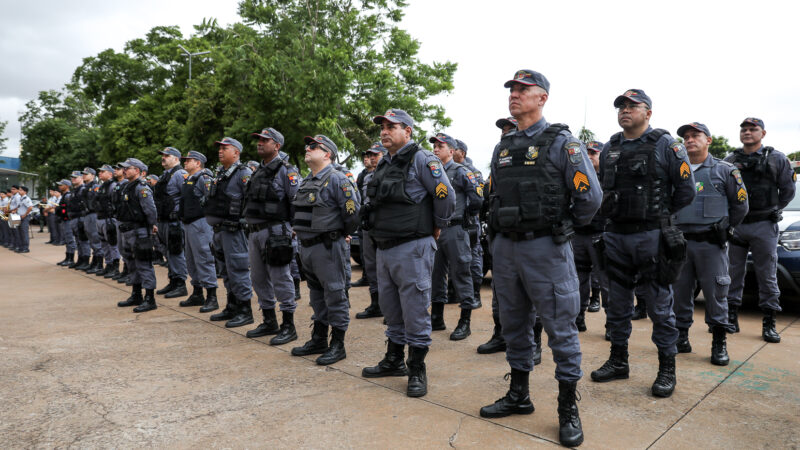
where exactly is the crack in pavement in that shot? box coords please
[449,415,464,448]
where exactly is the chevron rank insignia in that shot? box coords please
[737,187,747,202]
[679,161,691,179]
[476,183,484,197]
[435,182,448,199]
[572,171,590,192]
[345,199,356,214]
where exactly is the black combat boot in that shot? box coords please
[711,326,730,366]
[356,291,383,319]
[557,380,584,447]
[431,302,446,331]
[362,340,408,378]
[114,263,128,281]
[479,368,535,418]
[164,278,188,298]
[156,278,177,295]
[270,311,298,345]
[118,284,144,307]
[199,287,218,313]
[575,309,587,332]
[57,252,74,266]
[591,344,630,382]
[210,293,237,321]
[226,297,254,328]
[351,275,369,287]
[246,308,280,338]
[133,289,158,313]
[77,255,93,272]
[587,290,601,312]
[762,309,781,343]
[71,255,87,269]
[86,256,104,274]
[293,278,301,300]
[104,259,120,278]
[728,305,740,333]
[450,308,472,341]
[676,327,692,353]
[477,313,506,354]
[632,298,647,320]
[473,280,482,306]
[153,250,166,266]
[533,320,543,366]
[651,351,676,397]
[316,328,347,365]
[179,285,205,307]
[406,345,429,397]
[291,321,329,356]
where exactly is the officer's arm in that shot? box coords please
[169,170,187,212]
[336,175,360,234]
[141,186,158,227]
[418,153,456,226]
[665,138,696,212]
[726,167,749,227]
[461,167,483,215]
[284,167,300,219]
[774,154,796,209]
[558,138,601,226]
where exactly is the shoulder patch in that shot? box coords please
[564,141,583,166]
[183,173,189,179]
[141,189,149,198]
[466,171,477,185]
[342,183,354,198]
[287,172,299,186]
[242,175,250,184]
[428,160,443,178]
[345,199,356,215]
[435,182,448,199]
[679,161,691,179]
[671,142,687,160]
[731,168,744,185]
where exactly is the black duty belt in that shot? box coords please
[500,229,552,242]
[119,222,146,232]
[444,218,464,227]
[300,231,342,248]
[212,221,244,233]
[607,221,660,234]
[247,221,285,233]
[373,235,422,250]
[741,213,772,224]
[682,230,715,243]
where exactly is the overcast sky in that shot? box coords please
[2,0,799,174]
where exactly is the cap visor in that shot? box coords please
[504,79,536,88]
[372,115,402,125]
[613,95,645,107]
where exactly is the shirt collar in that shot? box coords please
[519,117,548,138]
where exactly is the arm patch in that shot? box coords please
[564,141,583,166]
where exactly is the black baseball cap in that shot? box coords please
[614,89,652,109]
[503,69,550,93]
[677,122,711,138]
[740,117,765,129]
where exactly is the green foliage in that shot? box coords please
[578,126,595,143]
[21,0,454,179]
[709,135,735,159]
[0,120,7,154]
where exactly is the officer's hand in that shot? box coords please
[433,227,441,240]
[152,225,158,234]
[345,235,351,244]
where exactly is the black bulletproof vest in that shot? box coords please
[366,144,434,241]
[731,147,779,216]
[57,193,69,220]
[95,180,116,219]
[203,163,245,220]
[111,180,126,218]
[491,124,570,233]
[117,180,148,225]
[67,185,87,216]
[602,129,671,223]
[244,157,291,222]
[154,166,178,221]
[84,181,100,213]
[179,172,207,224]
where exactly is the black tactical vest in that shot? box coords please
[731,147,779,217]
[57,193,70,221]
[117,180,148,225]
[445,161,467,219]
[95,180,116,219]
[179,171,207,224]
[84,181,100,213]
[244,157,291,222]
[154,166,178,221]
[366,144,434,241]
[602,129,671,224]
[67,185,87,217]
[203,163,246,220]
[111,180,127,218]
[490,124,571,234]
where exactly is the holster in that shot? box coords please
[711,217,730,248]
[77,221,88,241]
[657,223,687,286]
[551,220,575,245]
[592,234,606,270]
[211,242,225,262]
[167,223,184,255]
[106,220,118,246]
[134,235,155,261]
[266,224,294,266]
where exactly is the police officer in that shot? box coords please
[591,89,696,400]
[204,137,254,328]
[479,70,599,447]
[429,132,483,340]
[56,180,77,265]
[354,142,386,319]
[242,128,300,345]
[111,164,132,283]
[94,165,122,277]
[246,160,260,172]
[572,140,608,332]
[14,186,33,253]
[81,168,104,272]
[352,146,381,290]
[453,138,486,307]
[584,141,608,316]
[672,122,748,365]
[725,117,795,343]
[177,151,219,313]
[153,147,190,298]
[66,172,91,269]
[289,134,359,365]
[115,158,159,313]
[360,109,455,398]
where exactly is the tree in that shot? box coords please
[0,120,7,154]
[578,126,595,143]
[709,135,735,159]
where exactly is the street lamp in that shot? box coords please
[178,44,210,80]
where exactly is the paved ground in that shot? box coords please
[1,235,799,448]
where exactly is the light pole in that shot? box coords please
[178,44,210,80]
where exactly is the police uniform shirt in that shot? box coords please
[443,159,483,218]
[361,169,375,205]
[125,179,158,227]
[724,145,796,210]
[464,156,485,186]
[245,152,300,224]
[164,165,189,215]
[18,194,33,216]
[674,154,749,233]
[491,118,602,226]
[378,141,456,227]
[205,163,253,226]
[9,192,21,212]
[293,164,360,239]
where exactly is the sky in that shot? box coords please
[1,0,799,175]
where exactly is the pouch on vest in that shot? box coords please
[657,225,687,285]
[106,219,118,246]
[266,224,294,266]
[496,206,520,228]
[168,223,184,255]
[134,235,155,261]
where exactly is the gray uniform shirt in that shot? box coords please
[443,159,483,219]
[163,165,189,215]
[724,145,796,210]
[131,178,158,227]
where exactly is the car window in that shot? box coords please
[785,181,800,211]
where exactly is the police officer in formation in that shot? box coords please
[93,165,122,278]
[177,151,219,312]
[429,132,483,340]
[55,180,77,265]
[354,142,386,319]
[481,70,599,447]
[204,137,254,328]
[290,135,360,365]
[80,168,104,272]
[153,147,190,298]
[591,89,696,400]
[725,118,795,343]
[66,171,92,269]
[242,127,300,345]
[671,122,748,366]
[111,164,132,283]
[453,139,486,307]
[115,158,159,313]
[584,141,608,316]
[360,109,455,398]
